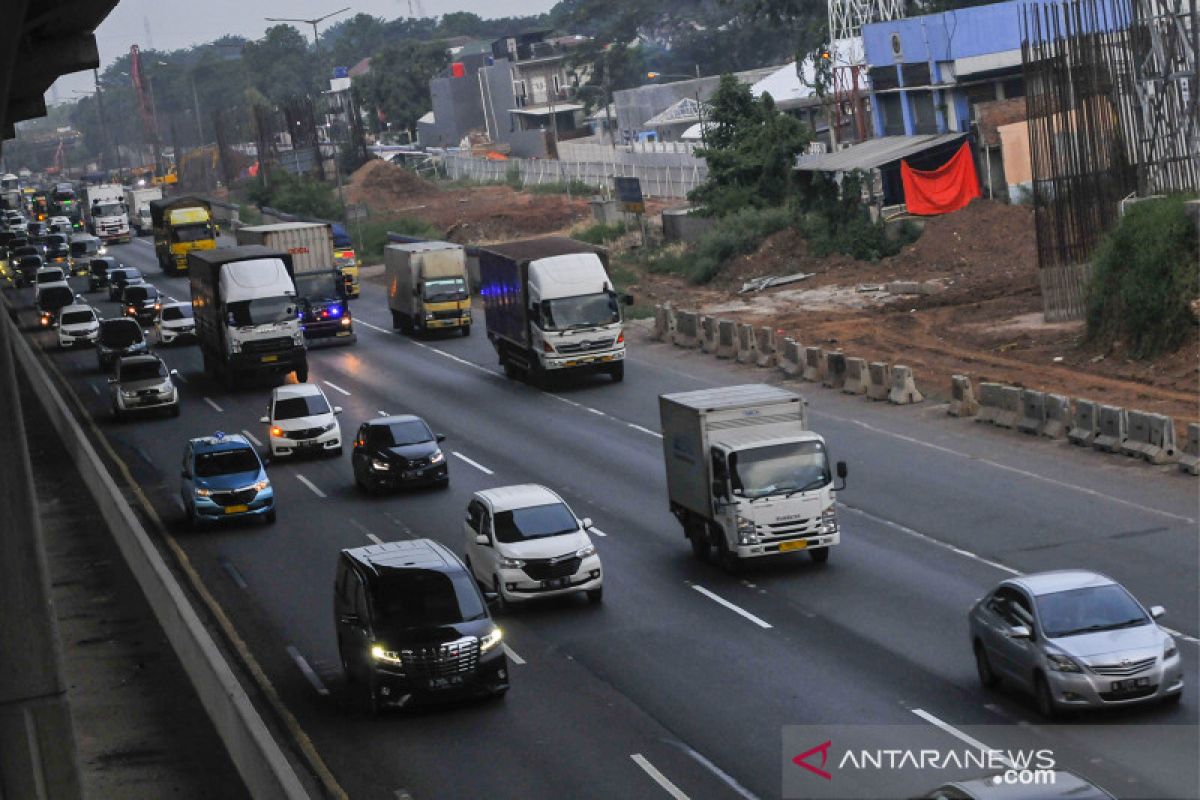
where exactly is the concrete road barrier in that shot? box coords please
[672,310,700,349]
[1122,411,1179,464]
[1017,389,1047,435]
[754,327,776,368]
[1043,394,1071,439]
[1180,423,1200,475]
[736,323,755,364]
[1068,399,1099,446]
[975,382,1005,424]
[842,357,869,395]
[653,305,669,340]
[716,319,736,359]
[801,347,824,382]
[822,352,847,389]
[888,364,923,404]
[778,338,803,377]
[866,362,891,401]
[948,375,979,417]
[1093,405,1128,452]
[993,386,1022,429]
[700,315,717,354]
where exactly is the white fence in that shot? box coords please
[557,140,701,164]
[442,154,707,199]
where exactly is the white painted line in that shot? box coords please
[133,238,151,247]
[586,406,606,416]
[166,295,178,302]
[912,709,1014,769]
[502,643,525,665]
[1162,626,1200,645]
[355,319,394,334]
[675,744,761,800]
[630,754,690,800]
[416,340,498,375]
[286,645,330,696]
[295,474,327,498]
[378,410,389,416]
[240,429,263,447]
[89,383,100,396]
[219,558,248,590]
[366,533,384,545]
[452,451,494,475]
[589,526,608,538]
[690,585,772,630]
[628,422,663,438]
[323,380,351,396]
[203,396,223,412]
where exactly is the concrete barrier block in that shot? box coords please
[699,315,717,354]
[1180,423,1200,475]
[975,382,1005,424]
[778,338,803,377]
[1121,410,1154,460]
[994,386,1022,429]
[1093,405,1127,452]
[1123,411,1179,464]
[653,304,669,340]
[842,357,869,395]
[672,310,699,349]
[801,347,824,382]
[1067,399,1099,446]
[754,327,776,368]
[715,319,736,359]
[822,352,847,389]
[948,375,979,417]
[1043,394,1071,439]
[735,323,755,364]
[1017,389,1047,435]
[888,364,923,404]
[866,362,891,401]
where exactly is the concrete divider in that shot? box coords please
[1122,411,1179,464]
[975,382,1005,424]
[888,365,923,404]
[672,310,700,349]
[842,357,869,395]
[866,362,891,401]
[801,347,824,382]
[700,315,717,353]
[735,323,755,364]
[754,327,776,368]
[1017,389,1047,435]
[994,386,1022,429]
[822,352,847,389]
[715,319,736,359]
[3,315,316,800]
[1043,394,1071,439]
[1180,423,1200,475]
[653,304,669,340]
[948,375,979,417]
[1068,399,1099,446]
[1093,405,1128,452]
[778,338,803,377]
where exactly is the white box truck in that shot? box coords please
[385,241,472,336]
[659,384,847,569]
[235,222,355,347]
[123,185,163,235]
[84,184,131,242]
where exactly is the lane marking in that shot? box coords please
[586,406,606,416]
[240,429,263,447]
[355,319,393,334]
[166,295,178,302]
[219,558,248,590]
[295,474,327,498]
[286,646,330,696]
[502,643,525,665]
[203,396,223,412]
[630,754,690,800]
[89,383,100,396]
[671,742,761,800]
[366,533,384,545]
[628,422,663,438]
[452,451,494,475]
[690,584,772,630]
[323,380,351,396]
[589,526,608,537]
[912,709,1014,769]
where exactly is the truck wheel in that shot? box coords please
[391,310,402,331]
[609,362,625,383]
[461,324,471,337]
[809,546,830,564]
[295,364,308,383]
[687,523,710,562]
[502,359,519,380]
[716,536,741,573]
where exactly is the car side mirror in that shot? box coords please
[333,406,343,415]
[259,416,269,424]
[1150,605,1165,619]
[581,517,593,529]
[1007,625,1031,640]
[169,368,179,376]
[621,293,634,306]
[436,434,446,443]
[475,534,490,546]
[483,591,500,611]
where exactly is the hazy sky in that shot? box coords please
[47,0,559,103]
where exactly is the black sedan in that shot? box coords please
[121,284,162,324]
[351,415,449,495]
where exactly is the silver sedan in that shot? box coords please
[968,570,1183,717]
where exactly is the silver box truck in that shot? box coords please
[384,241,472,336]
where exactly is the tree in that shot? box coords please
[439,11,488,37]
[243,25,319,105]
[323,13,388,69]
[354,40,449,138]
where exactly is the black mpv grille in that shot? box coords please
[522,555,581,581]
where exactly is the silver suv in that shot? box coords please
[108,354,179,420]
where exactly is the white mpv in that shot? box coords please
[260,383,342,458]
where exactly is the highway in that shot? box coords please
[6,236,1198,800]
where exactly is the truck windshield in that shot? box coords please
[172,223,213,243]
[94,203,123,217]
[539,291,619,331]
[295,274,343,298]
[423,277,467,302]
[730,441,830,500]
[226,297,297,327]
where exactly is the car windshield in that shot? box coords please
[13,246,36,257]
[99,322,142,346]
[125,286,155,302]
[274,394,330,420]
[730,441,831,499]
[423,277,468,302]
[61,310,95,325]
[539,291,620,331]
[93,202,123,216]
[226,296,296,327]
[38,287,74,310]
[172,223,213,243]
[46,235,67,246]
[194,448,260,478]
[121,360,168,381]
[369,420,431,447]
[492,502,578,543]
[36,270,63,283]
[1037,584,1149,638]
[295,274,343,298]
[373,569,486,627]
[162,305,193,321]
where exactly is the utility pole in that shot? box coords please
[92,69,111,172]
[190,71,204,144]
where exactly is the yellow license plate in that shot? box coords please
[779,540,808,552]
[224,504,249,514]
[261,354,278,363]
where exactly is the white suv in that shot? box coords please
[463,484,603,608]
[260,382,342,458]
[57,303,100,348]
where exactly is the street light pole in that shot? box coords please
[265,6,351,52]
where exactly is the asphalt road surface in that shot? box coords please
[7,236,1197,800]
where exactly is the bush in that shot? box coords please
[1087,194,1199,358]
[645,206,793,284]
[353,216,441,263]
[525,179,598,196]
[573,221,627,244]
[245,170,341,220]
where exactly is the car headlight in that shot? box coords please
[425,312,436,320]
[230,340,241,354]
[341,316,352,327]
[370,458,391,471]
[194,486,212,497]
[321,421,337,433]
[480,627,502,652]
[370,644,404,665]
[252,479,270,492]
[429,450,445,464]
[820,507,839,534]
[1165,639,1178,660]
[1047,652,1082,673]
[736,516,757,545]
[498,557,526,569]
[575,544,596,559]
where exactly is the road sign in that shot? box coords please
[345,203,368,221]
[613,176,644,214]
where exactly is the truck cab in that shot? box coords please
[152,197,217,275]
[385,242,472,337]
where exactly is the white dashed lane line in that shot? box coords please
[911,709,1015,769]
[630,754,690,800]
[219,558,248,590]
[502,643,525,665]
[378,410,389,416]
[452,451,494,475]
[295,474,327,498]
[203,397,223,412]
[589,526,607,537]
[240,429,263,447]
[689,584,773,630]
[323,380,351,396]
[286,646,330,696]
[354,319,393,334]
[627,422,663,438]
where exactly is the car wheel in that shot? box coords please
[1163,691,1183,706]
[170,404,181,418]
[974,642,1000,688]
[809,546,830,564]
[331,446,343,458]
[264,508,277,525]
[586,587,604,604]
[461,324,471,337]
[1034,673,1060,719]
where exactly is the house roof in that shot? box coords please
[794,133,966,172]
[644,97,708,127]
[348,57,371,77]
[510,103,584,116]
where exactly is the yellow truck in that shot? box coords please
[150,196,216,275]
[385,242,472,336]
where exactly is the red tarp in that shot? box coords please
[900,141,981,216]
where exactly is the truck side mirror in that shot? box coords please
[835,460,848,490]
[621,293,635,306]
[711,480,727,500]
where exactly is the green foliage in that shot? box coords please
[324,14,389,72]
[246,171,341,220]
[352,216,441,263]
[573,221,628,244]
[244,25,319,105]
[354,39,449,137]
[524,180,599,196]
[1086,195,1199,358]
[505,165,523,191]
[645,206,793,283]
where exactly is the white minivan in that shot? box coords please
[463,484,603,608]
[260,383,342,458]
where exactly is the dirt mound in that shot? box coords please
[345,159,437,210]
